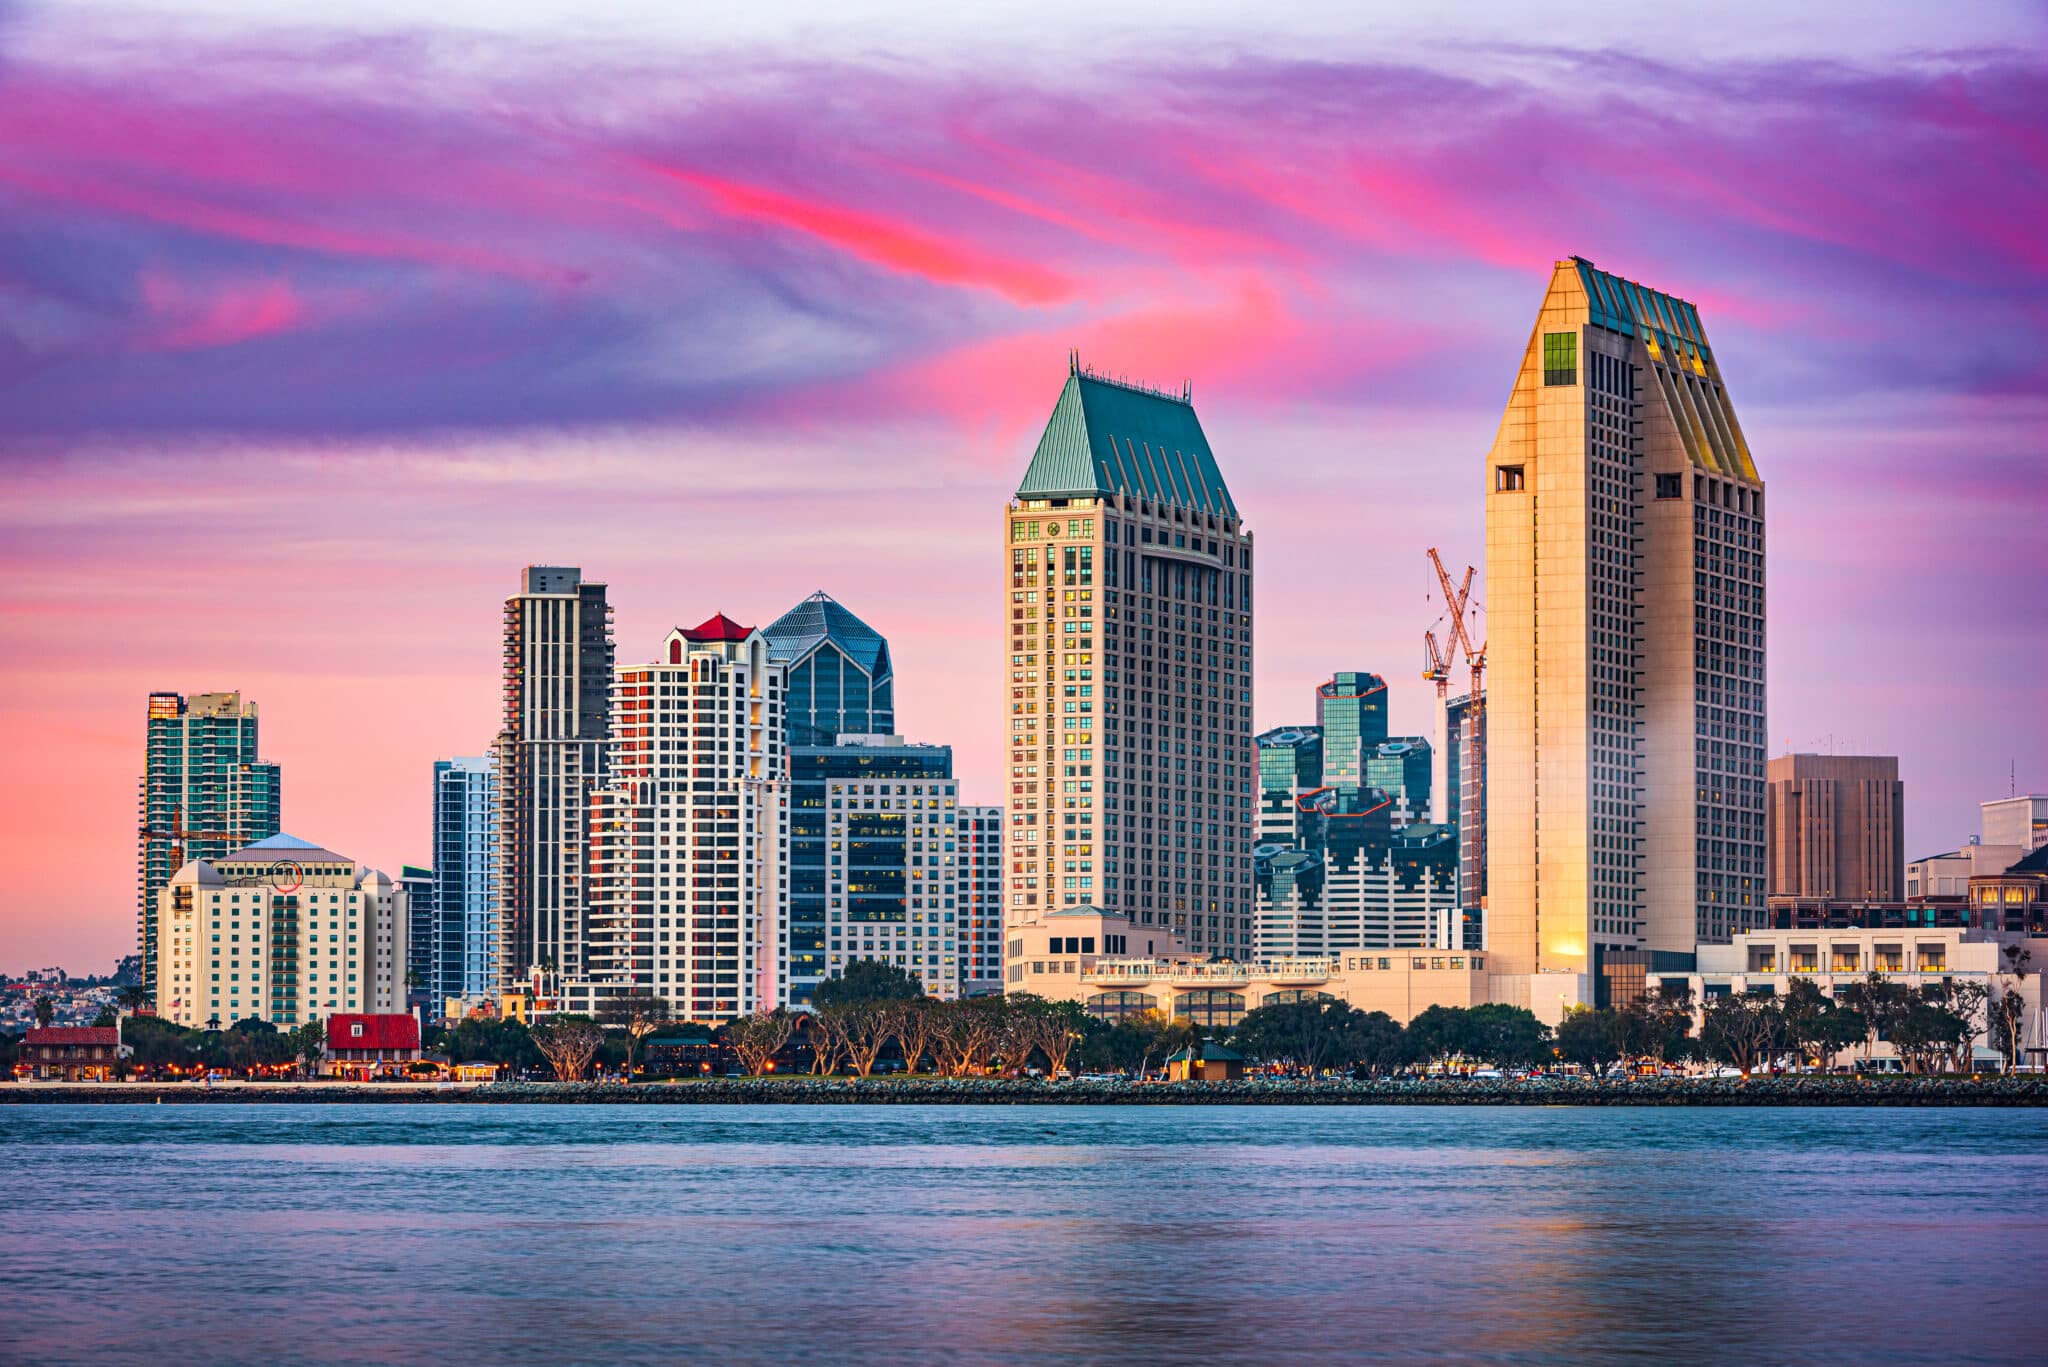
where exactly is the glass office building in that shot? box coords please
[761,592,895,745]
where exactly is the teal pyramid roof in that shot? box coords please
[1016,360,1237,517]
[761,592,892,680]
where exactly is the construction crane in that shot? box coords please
[138,805,245,875]
[1425,548,1487,916]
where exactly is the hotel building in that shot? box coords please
[137,691,281,992]
[577,615,787,1020]
[1485,258,1766,1008]
[155,832,407,1029]
[496,566,612,992]
[1005,358,1254,958]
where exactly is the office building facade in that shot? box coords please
[1765,754,1904,901]
[959,805,1004,994]
[433,755,499,1002]
[137,691,281,991]
[577,615,787,1020]
[788,735,953,1005]
[1005,359,1254,958]
[399,864,435,1016]
[495,566,612,992]
[1485,258,1766,1001]
[822,758,963,999]
[155,833,407,1029]
[1982,795,2048,853]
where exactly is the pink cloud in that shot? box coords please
[139,271,306,350]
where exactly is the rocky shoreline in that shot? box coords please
[10,1075,2048,1106]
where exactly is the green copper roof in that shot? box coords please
[1016,359,1237,517]
[1573,256,1710,359]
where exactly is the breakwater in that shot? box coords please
[11,1074,2047,1105]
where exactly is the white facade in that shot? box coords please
[1907,843,2027,900]
[433,755,500,1000]
[824,775,962,1000]
[574,618,787,1021]
[1254,835,1462,956]
[155,834,407,1029]
[1982,796,2048,853]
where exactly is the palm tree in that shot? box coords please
[118,984,153,1013]
[33,996,55,1028]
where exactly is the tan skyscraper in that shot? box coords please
[1766,754,1904,901]
[1485,259,1766,1008]
[1005,358,1254,959]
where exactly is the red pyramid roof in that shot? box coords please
[683,612,752,642]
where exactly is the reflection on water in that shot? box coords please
[2,1105,2043,1365]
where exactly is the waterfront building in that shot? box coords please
[959,805,1004,995]
[398,865,435,1017]
[433,756,499,1002]
[322,1013,423,1079]
[1647,925,2048,1068]
[761,591,896,745]
[788,735,954,1006]
[1765,754,1904,901]
[575,615,787,1020]
[1004,357,1255,958]
[137,691,281,993]
[1982,795,2048,853]
[154,833,408,1029]
[1007,906,1490,1029]
[17,1025,124,1081]
[820,744,962,1000]
[495,566,613,994]
[1485,258,1766,1004]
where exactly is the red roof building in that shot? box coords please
[323,1013,422,1077]
[19,1025,124,1081]
[681,612,752,643]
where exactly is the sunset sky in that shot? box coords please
[3,1,2044,971]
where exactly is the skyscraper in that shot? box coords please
[1316,672,1388,791]
[399,864,436,1015]
[761,591,896,745]
[787,736,953,1006]
[1005,358,1254,957]
[433,755,499,1003]
[1765,754,1904,901]
[578,615,787,1019]
[958,805,1004,995]
[137,691,281,992]
[1485,258,1766,1001]
[495,566,613,992]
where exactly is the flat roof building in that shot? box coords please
[1766,754,1904,901]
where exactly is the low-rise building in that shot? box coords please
[1006,906,1491,1029]
[1166,1042,1245,1081]
[1970,846,2048,934]
[323,1012,423,1078]
[1906,842,2024,902]
[17,1025,126,1080]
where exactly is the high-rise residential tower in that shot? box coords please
[495,566,613,992]
[577,615,787,1019]
[959,805,1004,995]
[137,691,281,992]
[761,592,896,745]
[1485,258,1766,1001]
[1765,754,1904,901]
[433,755,499,1004]
[1005,359,1254,957]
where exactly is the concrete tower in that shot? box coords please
[1003,358,1254,959]
[1485,259,1766,1006]
[495,566,612,993]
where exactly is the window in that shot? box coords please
[1543,331,1577,386]
[1655,473,1683,499]
[1495,465,1525,493]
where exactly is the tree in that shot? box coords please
[530,1017,604,1081]
[725,1009,797,1077]
[289,1020,327,1078]
[893,999,937,1075]
[1405,1005,1471,1066]
[1780,979,1863,1073]
[826,1002,894,1078]
[1932,980,1989,1075]
[813,959,927,1010]
[1623,983,1696,1066]
[1837,974,1913,1065]
[1465,1003,1550,1069]
[805,1010,847,1075]
[1231,999,1375,1074]
[33,997,55,1029]
[930,996,1008,1076]
[1553,1008,1630,1077]
[599,992,672,1082]
[1889,1001,1969,1074]
[1029,998,1089,1077]
[1988,989,2028,1074]
[1351,1011,1413,1077]
[430,1017,540,1073]
[1701,990,1785,1079]
[117,984,153,1014]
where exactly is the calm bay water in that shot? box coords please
[2,1104,2044,1364]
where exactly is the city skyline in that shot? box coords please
[5,3,2047,969]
